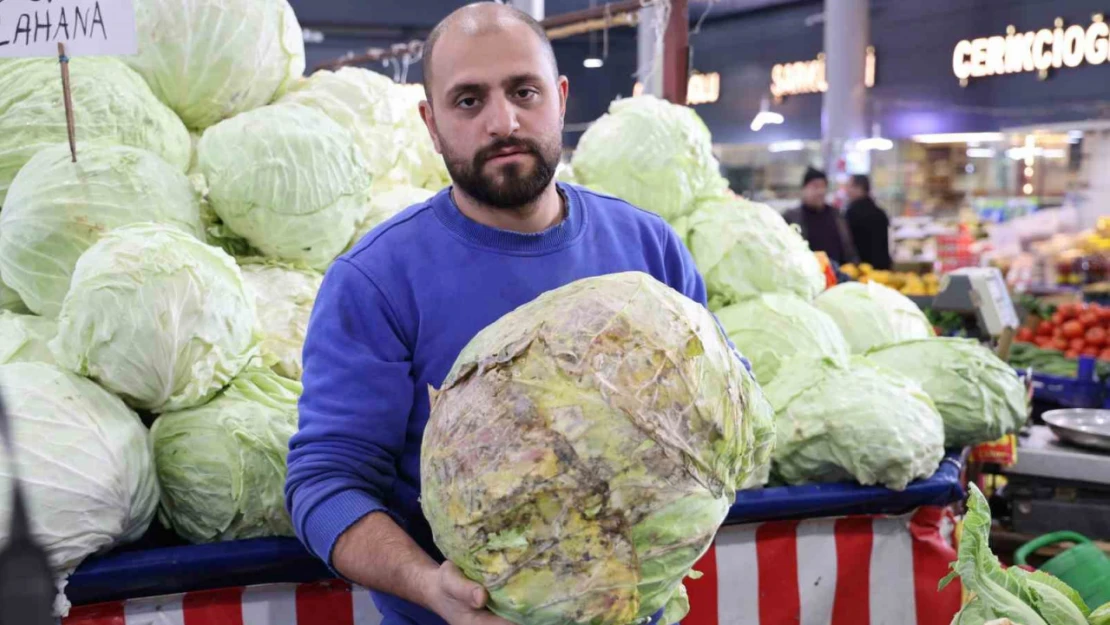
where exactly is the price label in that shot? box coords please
[0,0,136,58]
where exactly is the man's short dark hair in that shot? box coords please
[422,2,558,99]
[802,166,827,187]
[850,174,871,194]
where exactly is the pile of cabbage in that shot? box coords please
[422,273,774,625]
[0,0,451,613]
[943,484,1110,625]
[572,98,1028,492]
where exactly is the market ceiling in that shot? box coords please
[286,0,800,32]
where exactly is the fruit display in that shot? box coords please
[1015,301,1110,361]
[839,262,939,296]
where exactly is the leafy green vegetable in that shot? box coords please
[126,0,305,130]
[0,144,204,317]
[422,272,769,625]
[572,96,727,223]
[866,338,1027,447]
[1089,602,1110,625]
[52,224,257,413]
[0,362,158,573]
[0,57,190,206]
[0,311,57,365]
[352,182,436,245]
[815,282,935,353]
[197,103,373,269]
[716,293,849,385]
[681,195,826,307]
[152,367,300,543]
[239,260,323,380]
[385,83,452,191]
[763,356,945,490]
[940,484,1087,625]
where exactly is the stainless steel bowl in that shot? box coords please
[1041,409,1110,453]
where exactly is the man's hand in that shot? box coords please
[426,562,514,625]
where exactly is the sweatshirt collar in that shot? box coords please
[431,182,585,254]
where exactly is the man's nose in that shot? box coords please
[485,94,520,138]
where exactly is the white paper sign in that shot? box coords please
[0,0,136,58]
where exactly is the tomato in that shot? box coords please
[1035,336,1053,348]
[1070,338,1087,351]
[1086,326,1107,347]
[1017,327,1035,342]
[1100,348,1110,361]
[1054,338,1070,351]
[1099,308,1110,322]
[1057,303,1076,319]
[1053,311,1067,325]
[1083,346,1101,358]
[1063,320,1085,339]
[1038,320,1054,336]
[1066,349,1081,359]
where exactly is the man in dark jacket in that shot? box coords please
[783,167,857,265]
[844,174,893,270]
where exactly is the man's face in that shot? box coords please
[420,19,568,209]
[802,179,828,208]
[846,182,865,202]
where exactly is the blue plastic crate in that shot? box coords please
[1019,356,1105,408]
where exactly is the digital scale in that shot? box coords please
[932,267,1021,340]
[1002,424,1110,540]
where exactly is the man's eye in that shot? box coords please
[516,89,538,100]
[457,97,479,109]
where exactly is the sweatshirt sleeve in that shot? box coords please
[285,258,413,569]
[659,222,752,372]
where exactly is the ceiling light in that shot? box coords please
[583,57,604,69]
[750,96,784,132]
[967,148,997,158]
[768,140,806,152]
[911,132,1005,144]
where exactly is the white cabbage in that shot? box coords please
[0,144,204,318]
[572,96,727,222]
[197,104,372,269]
[0,311,57,365]
[126,0,306,130]
[240,261,323,380]
[815,282,935,353]
[0,362,158,574]
[52,224,256,413]
[0,58,190,205]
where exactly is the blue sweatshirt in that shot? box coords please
[286,183,718,625]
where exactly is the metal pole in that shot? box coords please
[662,0,689,105]
[637,4,662,97]
[822,0,869,172]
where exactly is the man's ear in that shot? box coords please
[419,99,444,155]
[557,75,569,127]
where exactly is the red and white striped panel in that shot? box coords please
[61,507,961,625]
[684,506,962,625]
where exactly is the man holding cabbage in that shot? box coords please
[285,4,731,625]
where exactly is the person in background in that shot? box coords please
[844,174,893,270]
[784,167,857,265]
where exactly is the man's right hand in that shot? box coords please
[426,562,514,625]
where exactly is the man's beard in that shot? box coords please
[442,135,560,210]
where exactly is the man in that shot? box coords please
[284,5,722,625]
[844,174,893,270]
[783,167,857,265]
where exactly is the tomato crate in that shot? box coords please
[1018,357,1105,409]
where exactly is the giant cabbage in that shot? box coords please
[0,58,190,205]
[279,67,404,179]
[867,338,1027,447]
[0,311,57,365]
[197,104,372,268]
[0,144,204,317]
[940,485,1089,625]
[763,356,945,490]
[0,277,28,313]
[152,368,300,543]
[422,272,771,625]
[126,0,305,130]
[240,260,323,380]
[0,363,158,576]
[52,224,256,413]
[815,281,935,353]
[716,293,849,385]
[683,195,826,307]
[572,96,727,223]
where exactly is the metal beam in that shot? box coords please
[662,0,689,105]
